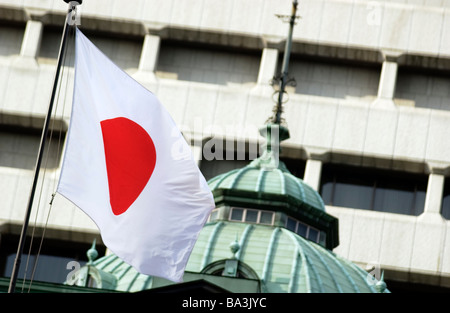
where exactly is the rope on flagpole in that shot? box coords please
[8,0,82,293]
[23,24,77,293]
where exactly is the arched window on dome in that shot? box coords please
[200,259,260,281]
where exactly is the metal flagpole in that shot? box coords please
[272,0,300,125]
[8,0,82,293]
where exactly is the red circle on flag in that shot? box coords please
[100,117,157,215]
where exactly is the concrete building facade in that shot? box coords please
[0,0,449,292]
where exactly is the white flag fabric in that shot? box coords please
[57,28,214,282]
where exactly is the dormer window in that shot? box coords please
[206,207,328,247]
[286,217,326,246]
[229,207,275,225]
[208,208,219,222]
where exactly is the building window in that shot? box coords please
[207,209,220,222]
[0,234,105,284]
[285,217,325,245]
[199,147,307,183]
[199,145,253,182]
[39,26,142,70]
[394,67,450,111]
[0,126,64,170]
[441,178,450,220]
[287,56,380,102]
[156,41,260,86]
[320,163,427,216]
[280,157,306,180]
[0,24,25,56]
[229,207,274,226]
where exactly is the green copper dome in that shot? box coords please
[187,222,387,293]
[208,124,339,249]
[208,154,325,212]
[70,222,388,293]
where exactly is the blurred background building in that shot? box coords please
[0,0,449,293]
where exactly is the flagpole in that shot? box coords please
[271,0,299,125]
[8,0,82,293]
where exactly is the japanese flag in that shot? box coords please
[57,28,214,282]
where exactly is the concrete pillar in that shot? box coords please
[377,60,398,100]
[423,173,445,215]
[138,34,160,72]
[20,20,43,58]
[373,51,400,106]
[257,48,279,85]
[303,159,323,192]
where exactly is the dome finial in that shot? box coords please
[229,235,240,259]
[375,271,387,293]
[256,123,289,171]
[87,238,98,265]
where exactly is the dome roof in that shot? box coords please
[188,222,387,293]
[208,154,325,212]
[75,222,388,293]
[207,124,339,249]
